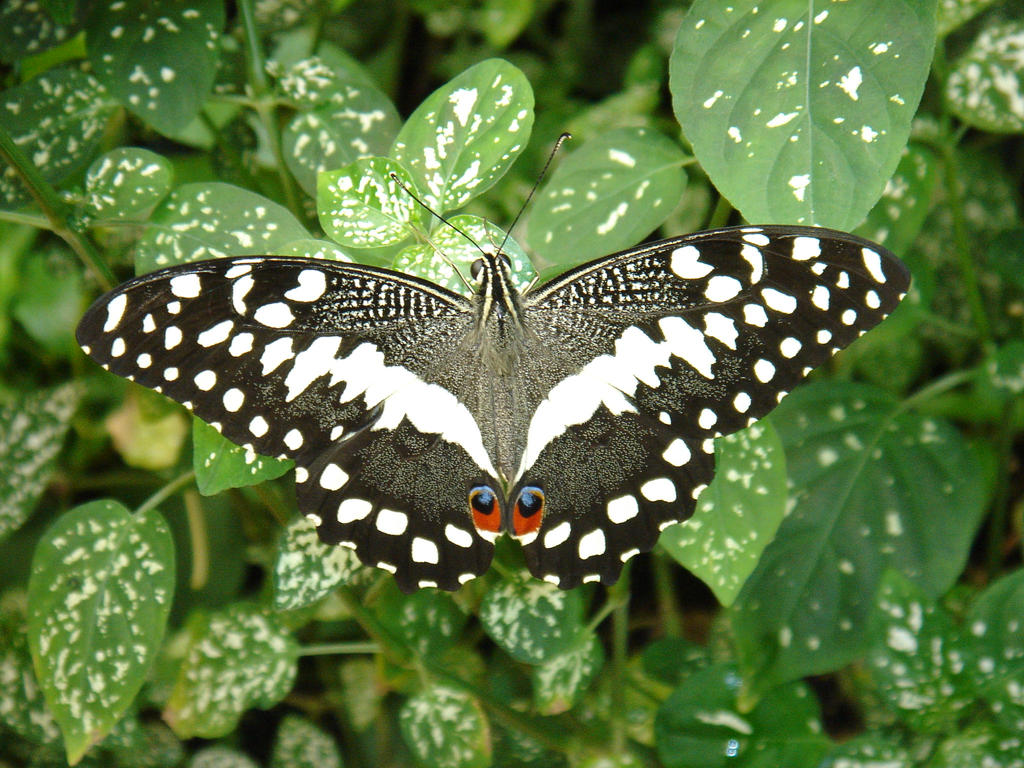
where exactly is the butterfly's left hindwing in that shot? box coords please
[517,226,910,588]
[76,257,499,591]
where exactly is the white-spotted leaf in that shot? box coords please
[372,582,467,659]
[0,67,117,208]
[856,143,939,257]
[0,612,61,745]
[273,238,354,262]
[985,341,1024,396]
[27,500,175,765]
[134,183,310,273]
[318,157,425,248]
[946,21,1024,133]
[84,147,173,221]
[270,714,343,768]
[479,575,585,665]
[659,421,787,606]
[0,0,78,62]
[273,515,364,611]
[190,746,260,768]
[927,724,1024,768]
[526,127,687,275]
[531,631,604,715]
[85,0,225,134]
[0,383,80,542]
[730,383,987,693]
[815,735,910,768]
[866,571,974,732]
[965,570,1024,733]
[394,215,534,296]
[193,419,292,497]
[670,0,936,229]
[392,58,534,212]
[937,0,1000,36]
[164,604,298,739]
[398,685,491,768]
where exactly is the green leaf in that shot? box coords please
[83,147,174,221]
[273,238,354,261]
[0,67,118,208]
[654,663,828,768]
[164,604,299,739]
[476,0,534,48]
[399,685,491,768]
[394,215,534,296]
[134,182,310,272]
[339,658,383,731]
[270,714,343,768]
[865,571,974,732]
[937,0,1001,36]
[10,248,85,356]
[526,127,687,276]
[0,611,61,745]
[372,581,467,658]
[659,421,787,606]
[105,388,188,471]
[279,55,401,196]
[965,570,1024,733]
[392,58,534,212]
[318,157,425,248]
[815,735,910,767]
[856,143,939,257]
[984,341,1024,396]
[85,0,225,135]
[273,516,365,611]
[27,500,175,764]
[531,631,604,715]
[946,21,1024,134]
[730,383,987,692]
[641,637,712,687]
[0,383,80,542]
[479,575,585,664]
[192,419,293,497]
[189,746,260,768]
[926,722,1024,768]
[0,0,79,62]
[669,0,936,229]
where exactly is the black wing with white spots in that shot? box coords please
[76,256,501,591]
[515,226,910,588]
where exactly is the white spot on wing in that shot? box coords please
[104,294,128,331]
[578,529,606,559]
[170,274,201,298]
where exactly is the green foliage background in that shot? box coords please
[0,1,1022,767]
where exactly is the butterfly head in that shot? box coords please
[470,250,521,327]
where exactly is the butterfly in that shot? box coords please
[77,225,909,592]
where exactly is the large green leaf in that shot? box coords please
[0,67,118,208]
[660,421,787,606]
[526,127,687,276]
[730,383,987,692]
[164,604,298,739]
[946,21,1024,134]
[0,383,80,542]
[85,0,225,135]
[479,575,585,665]
[273,516,365,611]
[27,500,175,764]
[392,58,534,212]
[669,0,936,228]
[399,685,491,768]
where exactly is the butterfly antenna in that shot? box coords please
[497,132,572,255]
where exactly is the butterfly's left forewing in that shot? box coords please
[517,226,910,588]
[77,257,499,591]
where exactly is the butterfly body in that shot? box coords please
[77,225,909,592]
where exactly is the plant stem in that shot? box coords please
[135,470,195,516]
[299,641,382,656]
[0,123,115,288]
[985,398,1016,577]
[899,368,979,412]
[652,552,684,637]
[609,568,631,755]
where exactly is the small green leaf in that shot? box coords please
[0,611,61,745]
[273,516,365,611]
[372,581,467,658]
[927,722,1024,768]
[659,421,787,606]
[85,0,225,134]
[394,215,534,296]
[479,575,585,665]
[0,383,80,542]
[164,604,299,739]
[11,248,85,355]
[731,383,987,692]
[340,658,383,731]
[193,419,292,497]
[83,147,174,221]
[0,0,78,62]
[641,637,712,687]
[654,663,828,768]
[27,500,175,764]
[965,570,1024,733]
[399,685,491,768]
[670,0,936,228]
[815,735,910,767]
[270,714,343,768]
[0,67,117,208]
[189,746,260,768]
[527,127,687,275]
[392,58,534,212]
[946,21,1024,133]
[476,0,534,47]
[531,631,604,715]
[134,182,310,272]
[318,157,425,248]
[984,341,1024,396]
[856,143,939,257]
[865,571,974,732]
[105,388,188,471]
